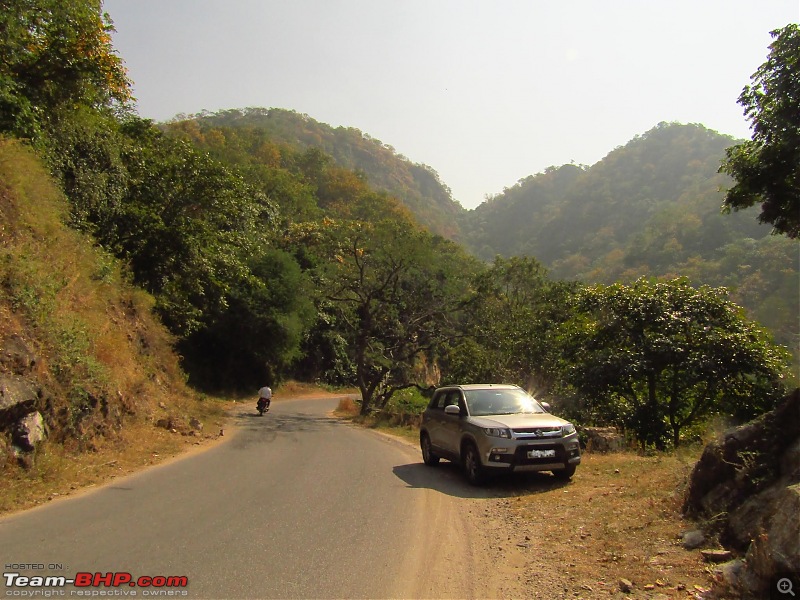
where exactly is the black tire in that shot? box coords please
[420,433,440,466]
[462,443,486,486]
[554,463,576,480]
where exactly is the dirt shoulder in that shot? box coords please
[477,452,718,599]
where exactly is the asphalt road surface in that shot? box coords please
[0,396,493,599]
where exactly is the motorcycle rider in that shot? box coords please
[257,384,272,414]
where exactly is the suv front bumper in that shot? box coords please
[482,436,581,472]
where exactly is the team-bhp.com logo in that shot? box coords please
[4,572,189,596]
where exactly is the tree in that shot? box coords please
[290,217,475,414]
[720,24,800,238]
[0,0,132,139]
[563,278,789,448]
[179,248,316,391]
[444,256,577,396]
[108,120,278,337]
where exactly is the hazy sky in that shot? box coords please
[103,1,798,210]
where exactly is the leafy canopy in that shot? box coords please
[721,24,800,238]
[0,0,132,138]
[562,278,790,448]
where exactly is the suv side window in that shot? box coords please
[429,390,460,411]
[429,391,449,411]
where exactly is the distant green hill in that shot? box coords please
[459,122,798,356]
[167,108,465,238]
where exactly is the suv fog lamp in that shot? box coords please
[491,447,509,454]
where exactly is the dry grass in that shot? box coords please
[333,397,420,441]
[334,396,359,416]
[497,449,717,597]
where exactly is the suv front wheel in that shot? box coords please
[420,432,440,466]
[553,463,576,480]
[462,442,486,486]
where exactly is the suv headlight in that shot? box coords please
[561,423,577,436]
[484,427,511,439]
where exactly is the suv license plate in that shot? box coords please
[527,449,556,459]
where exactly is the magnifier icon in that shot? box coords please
[778,578,796,596]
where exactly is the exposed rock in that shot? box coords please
[767,483,800,571]
[726,481,800,552]
[583,426,624,453]
[683,389,800,598]
[682,529,705,550]
[13,411,46,450]
[0,334,37,375]
[189,417,203,432]
[700,549,733,563]
[781,437,800,481]
[618,578,633,593]
[713,559,745,590]
[155,415,190,434]
[0,376,39,422]
[683,390,800,523]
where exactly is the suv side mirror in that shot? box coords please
[444,404,461,416]
[540,402,551,413]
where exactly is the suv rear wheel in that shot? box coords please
[462,442,486,486]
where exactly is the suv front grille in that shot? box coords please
[513,426,562,439]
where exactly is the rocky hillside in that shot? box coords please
[0,139,201,474]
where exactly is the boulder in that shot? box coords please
[13,411,46,451]
[583,426,624,453]
[683,389,800,598]
[681,530,706,550]
[0,376,39,422]
[683,389,800,523]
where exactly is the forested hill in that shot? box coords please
[165,108,465,238]
[163,114,797,352]
[458,122,798,351]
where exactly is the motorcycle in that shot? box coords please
[256,397,271,416]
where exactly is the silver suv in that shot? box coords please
[420,384,581,485]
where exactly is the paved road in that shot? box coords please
[0,396,489,599]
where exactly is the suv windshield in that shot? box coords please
[464,388,545,416]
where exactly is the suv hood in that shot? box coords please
[471,413,569,429]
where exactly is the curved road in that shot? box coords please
[0,396,496,599]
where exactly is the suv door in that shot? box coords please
[438,390,465,455]
[424,390,448,451]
